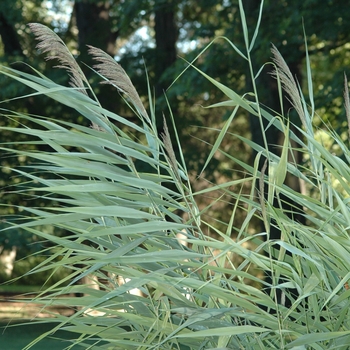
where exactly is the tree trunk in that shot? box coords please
[74,0,119,60]
[0,11,23,57]
[73,0,120,113]
[153,0,179,139]
[154,1,178,97]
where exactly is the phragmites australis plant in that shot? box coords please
[1,2,350,349]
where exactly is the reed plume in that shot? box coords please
[271,44,306,128]
[29,23,88,95]
[87,45,149,122]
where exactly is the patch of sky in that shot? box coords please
[45,0,73,32]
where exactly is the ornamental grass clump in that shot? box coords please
[1,2,350,349]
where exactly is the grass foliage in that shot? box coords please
[1,2,350,349]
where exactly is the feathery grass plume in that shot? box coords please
[343,73,350,138]
[28,23,88,95]
[271,44,306,128]
[87,45,149,122]
[162,116,179,178]
[259,158,269,230]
